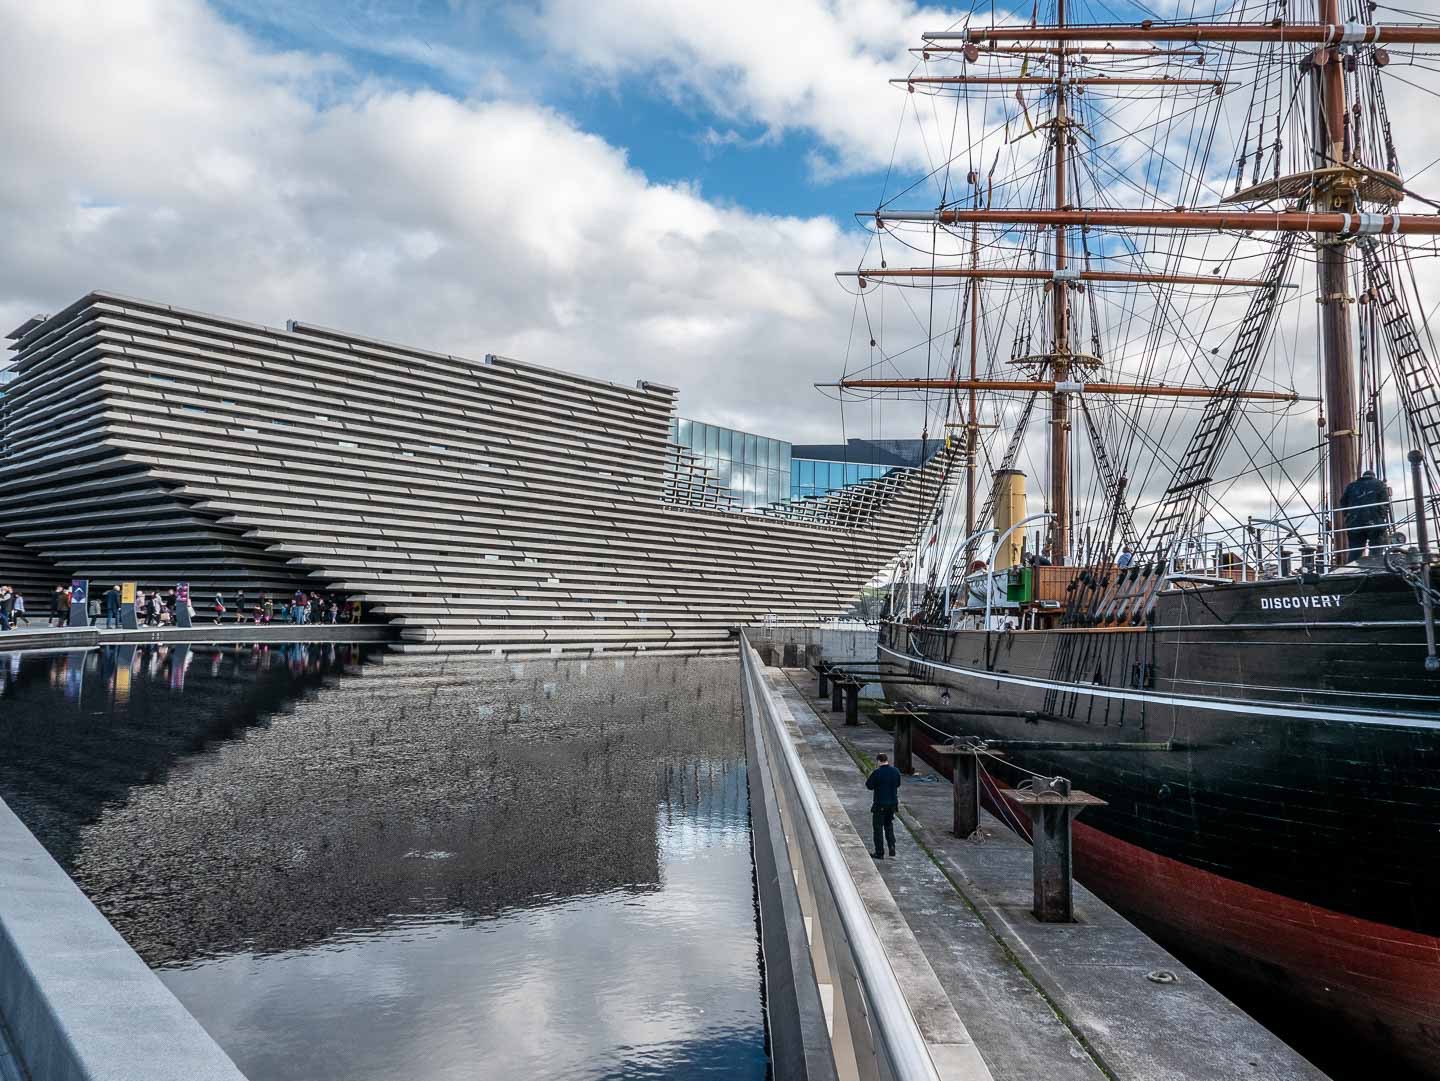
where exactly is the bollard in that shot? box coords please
[816,664,830,698]
[931,745,1002,838]
[843,680,860,726]
[1003,778,1106,922]
[831,676,844,712]
[893,712,914,774]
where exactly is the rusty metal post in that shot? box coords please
[894,712,914,774]
[1032,803,1076,922]
[817,663,830,698]
[830,676,844,713]
[953,753,980,837]
[843,681,860,726]
[932,745,1001,838]
[1003,778,1106,923]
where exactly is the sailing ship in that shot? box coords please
[840,2,1440,1075]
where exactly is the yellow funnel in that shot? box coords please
[992,469,1027,569]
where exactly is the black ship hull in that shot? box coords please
[878,571,1440,1078]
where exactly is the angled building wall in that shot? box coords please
[0,293,946,646]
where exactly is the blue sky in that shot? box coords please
[207,0,921,223]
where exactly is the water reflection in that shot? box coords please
[0,644,766,1081]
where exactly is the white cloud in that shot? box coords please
[521,0,966,178]
[0,0,909,443]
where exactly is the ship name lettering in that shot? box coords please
[1259,595,1342,611]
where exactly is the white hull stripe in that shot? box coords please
[878,644,1440,731]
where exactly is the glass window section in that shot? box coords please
[744,433,758,466]
[846,464,861,485]
[677,418,690,446]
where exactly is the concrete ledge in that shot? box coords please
[0,798,247,1081]
[0,624,399,652]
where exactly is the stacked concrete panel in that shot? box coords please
[0,538,59,617]
[0,293,945,646]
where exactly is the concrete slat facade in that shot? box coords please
[1,293,945,645]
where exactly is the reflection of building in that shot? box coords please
[670,418,791,510]
[791,438,943,501]
[0,294,950,645]
[0,647,743,962]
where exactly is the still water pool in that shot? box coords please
[0,643,767,1081]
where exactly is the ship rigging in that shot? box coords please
[836,3,1440,1077]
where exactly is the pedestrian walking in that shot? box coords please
[52,584,71,627]
[0,587,13,632]
[214,592,227,623]
[88,592,101,626]
[104,585,120,629]
[12,591,29,627]
[866,753,903,859]
[262,593,274,624]
[236,588,247,624]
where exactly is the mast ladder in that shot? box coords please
[1360,241,1440,490]
[1077,396,1140,553]
[1142,233,1300,562]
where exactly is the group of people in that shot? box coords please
[0,582,363,631]
[0,586,33,631]
[213,590,360,625]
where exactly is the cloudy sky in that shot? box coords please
[5,0,1440,509]
[0,0,990,444]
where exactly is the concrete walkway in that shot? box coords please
[767,663,1328,1081]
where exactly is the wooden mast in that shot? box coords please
[1051,0,1071,564]
[966,177,980,536]
[1315,0,1361,556]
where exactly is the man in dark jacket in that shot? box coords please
[103,585,121,629]
[865,753,903,859]
[1339,469,1391,562]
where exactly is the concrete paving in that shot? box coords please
[768,664,1329,1081]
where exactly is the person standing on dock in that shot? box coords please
[866,753,902,859]
[103,585,120,629]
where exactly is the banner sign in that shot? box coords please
[119,582,139,630]
[69,579,89,628]
[175,581,192,628]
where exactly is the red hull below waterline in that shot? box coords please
[906,723,1440,1077]
[1074,820,1440,1073]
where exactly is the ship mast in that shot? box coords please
[837,8,1440,586]
[1315,0,1360,551]
[1049,0,1072,563]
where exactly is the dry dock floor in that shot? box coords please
[767,663,1328,1081]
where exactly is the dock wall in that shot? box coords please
[0,798,247,1081]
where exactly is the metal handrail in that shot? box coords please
[985,512,1054,629]
[740,636,944,1081]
